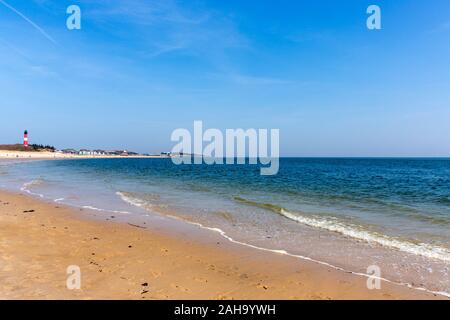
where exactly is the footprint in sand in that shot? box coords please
[193,276,208,284]
[171,284,189,293]
[150,271,162,278]
[256,283,269,290]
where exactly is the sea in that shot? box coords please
[0,157,449,296]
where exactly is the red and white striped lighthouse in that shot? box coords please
[23,130,29,148]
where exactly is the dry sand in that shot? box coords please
[0,150,67,159]
[0,190,444,300]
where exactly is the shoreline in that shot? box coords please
[0,189,444,300]
[0,150,168,160]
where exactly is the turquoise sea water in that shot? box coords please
[0,158,449,295]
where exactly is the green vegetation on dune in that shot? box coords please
[0,144,55,152]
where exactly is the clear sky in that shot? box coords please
[0,0,449,156]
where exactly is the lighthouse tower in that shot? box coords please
[23,130,29,148]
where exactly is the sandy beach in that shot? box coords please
[0,150,67,159]
[1,0,449,307]
[0,150,165,160]
[0,150,164,160]
[0,189,443,300]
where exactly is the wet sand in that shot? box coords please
[0,190,443,300]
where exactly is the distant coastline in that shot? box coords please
[0,150,169,160]
[0,144,171,159]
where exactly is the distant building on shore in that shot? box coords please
[78,149,91,156]
[61,149,78,155]
[78,149,108,156]
[59,148,142,156]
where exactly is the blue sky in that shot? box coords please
[0,0,449,156]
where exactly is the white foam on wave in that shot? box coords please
[116,191,450,298]
[20,182,131,215]
[20,180,45,198]
[81,205,130,215]
[48,197,132,215]
[278,209,450,263]
[116,191,156,210]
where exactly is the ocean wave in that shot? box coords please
[117,191,450,298]
[437,196,450,206]
[234,197,450,263]
[116,191,159,210]
[180,183,212,193]
[401,211,450,226]
[212,211,236,223]
[81,205,130,215]
[20,179,45,198]
[21,178,45,188]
